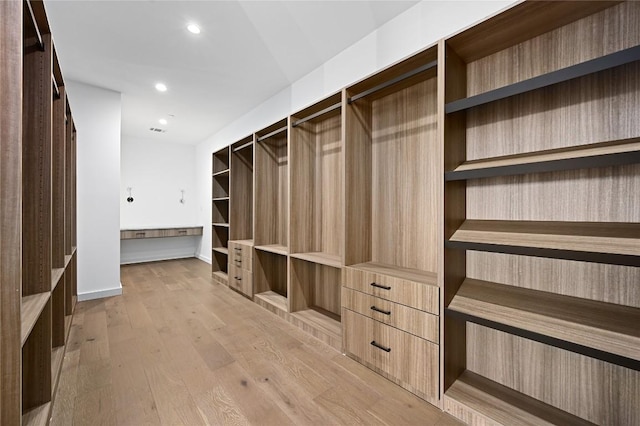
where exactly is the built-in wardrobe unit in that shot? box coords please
[210,2,639,424]
[1,1,79,424]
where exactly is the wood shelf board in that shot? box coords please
[450,278,640,361]
[212,223,230,228]
[212,247,229,255]
[22,402,51,426]
[212,271,228,280]
[212,197,230,201]
[291,308,341,339]
[290,252,342,268]
[21,293,50,346]
[230,239,254,246]
[444,371,595,426]
[51,268,64,291]
[51,346,65,396]
[255,291,288,313]
[63,253,72,268]
[448,138,640,180]
[212,169,230,177]
[347,262,437,286]
[450,220,640,257]
[255,244,288,256]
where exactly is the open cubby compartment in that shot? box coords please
[212,198,229,224]
[22,299,52,417]
[254,118,289,254]
[212,224,229,249]
[442,3,640,424]
[289,92,343,267]
[213,146,230,174]
[289,257,342,344]
[212,174,229,199]
[212,250,228,276]
[230,135,254,241]
[343,45,439,278]
[52,57,66,272]
[51,271,65,349]
[253,249,288,313]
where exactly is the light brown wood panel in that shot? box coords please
[451,220,640,256]
[230,137,253,241]
[212,199,229,224]
[22,32,53,296]
[64,100,73,255]
[52,85,65,269]
[467,251,640,308]
[1,6,23,423]
[342,309,439,405]
[290,251,341,269]
[343,263,438,314]
[290,107,342,257]
[52,273,65,348]
[255,128,288,248]
[467,62,640,160]
[370,76,439,272]
[467,324,640,425]
[289,258,340,317]
[22,299,52,412]
[212,146,229,174]
[342,287,439,343]
[465,2,639,96]
[253,250,287,300]
[21,293,50,346]
[467,166,640,223]
[212,174,229,199]
[451,278,640,360]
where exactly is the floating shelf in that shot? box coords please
[447,220,640,266]
[255,291,288,313]
[445,44,640,113]
[445,138,640,181]
[212,247,228,255]
[444,371,594,426]
[448,278,640,364]
[290,251,341,268]
[347,261,437,285]
[21,293,50,346]
[255,244,288,256]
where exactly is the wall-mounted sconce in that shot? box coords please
[180,189,186,204]
[126,187,134,203]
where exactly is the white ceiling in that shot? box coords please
[45,0,420,145]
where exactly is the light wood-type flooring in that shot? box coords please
[51,258,459,425]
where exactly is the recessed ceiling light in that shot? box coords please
[187,23,201,34]
[159,118,168,125]
[155,83,167,92]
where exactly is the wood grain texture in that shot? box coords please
[0,5,23,422]
[290,252,341,268]
[230,138,253,241]
[289,258,341,317]
[342,287,439,343]
[120,226,203,240]
[253,250,287,300]
[451,278,640,360]
[22,299,52,412]
[212,198,229,224]
[212,174,229,199]
[21,293,50,346]
[451,220,640,256]
[465,2,638,97]
[51,274,65,348]
[22,32,52,296]
[444,371,595,426]
[212,146,229,174]
[343,263,438,314]
[64,100,73,255]
[342,309,439,405]
[467,324,640,425]
[52,85,65,269]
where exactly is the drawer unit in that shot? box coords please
[228,240,253,297]
[343,266,439,314]
[229,241,253,272]
[120,229,163,239]
[229,265,252,296]
[342,309,439,402]
[342,287,439,343]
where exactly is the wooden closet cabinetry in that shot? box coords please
[228,240,253,297]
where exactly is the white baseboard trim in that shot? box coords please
[196,253,211,264]
[78,285,123,301]
[120,254,196,265]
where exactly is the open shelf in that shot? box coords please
[255,244,288,256]
[348,261,437,285]
[448,278,640,364]
[212,223,230,228]
[21,293,50,346]
[212,197,229,201]
[212,270,228,281]
[212,169,229,177]
[22,402,51,426]
[291,308,341,341]
[444,371,594,426]
[290,251,341,268]
[447,220,640,266]
[446,137,640,181]
[230,135,254,242]
[212,146,230,174]
[51,268,64,291]
[254,250,287,310]
[254,291,288,313]
[446,44,640,113]
[212,247,228,255]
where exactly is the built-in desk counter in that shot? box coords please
[120,226,203,240]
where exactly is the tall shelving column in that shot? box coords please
[342,45,441,405]
[442,2,640,425]
[289,92,343,350]
[254,118,289,315]
[212,146,230,285]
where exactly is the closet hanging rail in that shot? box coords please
[233,140,254,152]
[25,0,44,51]
[257,126,287,142]
[292,102,341,127]
[348,59,437,103]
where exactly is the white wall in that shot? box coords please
[120,137,200,264]
[66,81,123,301]
[194,0,515,262]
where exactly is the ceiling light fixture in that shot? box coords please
[155,82,167,92]
[159,118,168,125]
[187,23,201,34]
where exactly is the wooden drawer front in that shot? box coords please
[120,229,163,239]
[343,309,439,400]
[230,243,252,272]
[229,268,252,297]
[342,288,439,343]
[162,227,202,237]
[343,267,438,314]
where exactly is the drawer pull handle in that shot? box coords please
[135,232,146,238]
[370,306,391,316]
[234,248,241,251]
[234,276,242,280]
[370,282,391,290]
[178,230,187,235]
[370,341,391,353]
